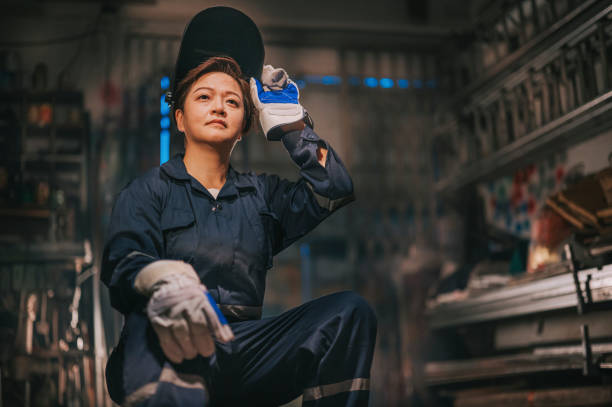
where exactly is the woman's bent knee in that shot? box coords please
[331,291,378,331]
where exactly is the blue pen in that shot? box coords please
[205,291,228,326]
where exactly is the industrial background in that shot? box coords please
[1,0,612,406]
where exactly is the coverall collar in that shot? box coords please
[160,153,254,199]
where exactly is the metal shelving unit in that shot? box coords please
[0,89,95,406]
[424,2,612,405]
[0,90,90,243]
[427,264,612,329]
[424,264,612,406]
[435,89,612,194]
[433,0,612,195]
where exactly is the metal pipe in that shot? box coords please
[428,264,612,328]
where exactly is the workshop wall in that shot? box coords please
[8,1,608,407]
[2,3,446,405]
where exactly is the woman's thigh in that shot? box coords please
[211,291,376,406]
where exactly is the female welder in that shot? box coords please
[101,7,377,407]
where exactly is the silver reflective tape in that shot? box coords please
[126,251,156,260]
[123,382,158,407]
[306,183,354,212]
[326,194,354,212]
[219,304,262,320]
[303,378,370,401]
[159,365,207,391]
[122,364,207,407]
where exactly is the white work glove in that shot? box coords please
[134,260,234,363]
[250,65,310,141]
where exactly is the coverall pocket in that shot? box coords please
[161,208,198,262]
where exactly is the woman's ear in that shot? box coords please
[175,109,184,133]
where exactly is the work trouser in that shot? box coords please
[106,290,378,406]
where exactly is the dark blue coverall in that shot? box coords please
[101,127,378,406]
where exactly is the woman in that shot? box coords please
[102,7,377,407]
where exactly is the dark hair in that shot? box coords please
[173,56,254,133]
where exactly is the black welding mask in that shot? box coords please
[166,6,265,107]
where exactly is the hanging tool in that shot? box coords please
[35,290,50,348]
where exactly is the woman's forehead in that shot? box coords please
[191,71,242,94]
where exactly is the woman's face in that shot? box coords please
[175,71,245,147]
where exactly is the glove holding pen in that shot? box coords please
[134,260,234,364]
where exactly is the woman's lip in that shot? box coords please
[207,120,227,127]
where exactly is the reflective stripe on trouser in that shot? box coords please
[106,291,377,406]
[105,312,210,407]
[122,363,208,407]
[303,378,369,401]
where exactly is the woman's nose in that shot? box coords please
[212,97,226,115]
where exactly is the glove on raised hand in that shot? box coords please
[134,260,234,363]
[250,65,310,141]
[261,64,289,91]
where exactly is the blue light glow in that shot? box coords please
[397,79,410,88]
[364,77,378,87]
[304,75,323,84]
[160,76,170,90]
[160,95,170,115]
[322,75,341,85]
[160,130,170,165]
[160,116,170,129]
[426,79,437,89]
[160,75,171,165]
[277,75,425,90]
[348,77,361,86]
[379,78,394,88]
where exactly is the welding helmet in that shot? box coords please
[166,6,265,106]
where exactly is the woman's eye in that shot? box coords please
[198,94,209,100]
[227,99,239,106]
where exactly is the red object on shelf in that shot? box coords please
[38,103,52,126]
[527,206,572,274]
